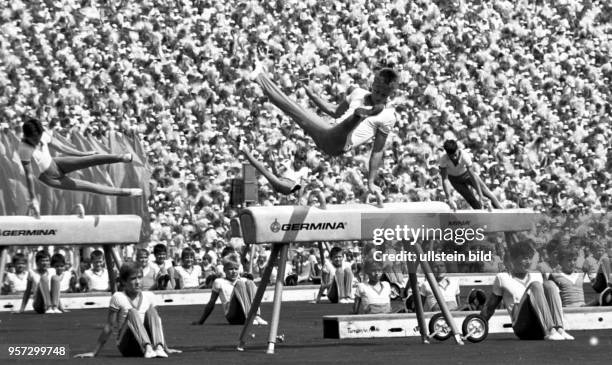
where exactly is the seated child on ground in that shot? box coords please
[353,260,391,314]
[18,250,63,314]
[480,240,574,341]
[419,261,460,312]
[191,254,267,326]
[319,247,354,303]
[136,248,160,290]
[47,253,74,312]
[151,244,174,290]
[51,253,75,294]
[75,263,181,358]
[551,245,612,306]
[549,247,586,307]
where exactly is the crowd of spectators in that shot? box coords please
[1,0,612,282]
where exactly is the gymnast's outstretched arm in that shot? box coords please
[439,168,457,210]
[21,161,40,218]
[367,130,388,194]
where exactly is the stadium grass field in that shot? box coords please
[1,301,611,365]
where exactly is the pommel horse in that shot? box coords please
[237,198,537,353]
[0,206,142,293]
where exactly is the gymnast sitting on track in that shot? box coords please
[251,60,399,194]
[548,245,611,307]
[317,247,354,304]
[419,260,460,312]
[75,263,181,358]
[135,248,168,291]
[49,253,74,308]
[353,260,391,314]
[151,243,174,290]
[480,240,574,340]
[19,118,142,218]
[191,254,268,326]
[439,140,502,210]
[405,259,486,313]
[17,250,64,314]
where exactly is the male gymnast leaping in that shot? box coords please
[251,63,399,194]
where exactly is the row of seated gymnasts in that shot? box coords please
[8,241,612,357]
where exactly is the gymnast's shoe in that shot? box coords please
[544,328,564,341]
[155,345,168,358]
[253,316,268,326]
[122,153,133,163]
[144,345,156,358]
[127,188,143,197]
[557,329,575,340]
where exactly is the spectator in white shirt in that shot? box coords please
[173,248,202,289]
[83,250,110,292]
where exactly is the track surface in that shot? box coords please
[1,302,611,365]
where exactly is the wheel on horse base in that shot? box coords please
[428,313,452,341]
[461,314,489,343]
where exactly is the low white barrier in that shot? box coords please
[323,307,612,339]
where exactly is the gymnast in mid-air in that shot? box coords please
[19,118,142,217]
[251,59,399,195]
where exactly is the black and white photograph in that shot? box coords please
[0,1,611,364]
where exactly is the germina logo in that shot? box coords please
[270,220,346,232]
[0,229,57,236]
